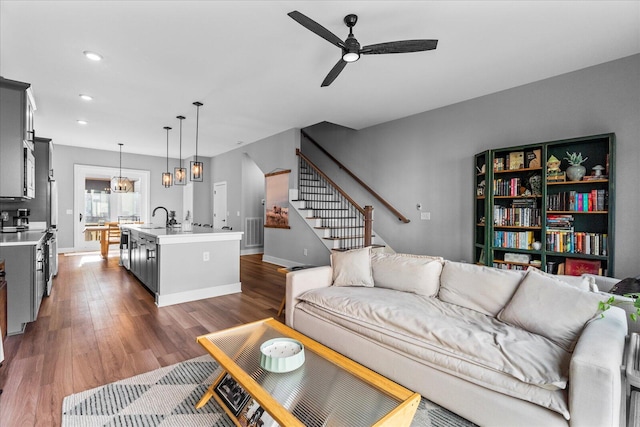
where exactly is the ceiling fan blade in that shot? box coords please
[288,11,345,49]
[361,39,438,55]
[321,59,348,87]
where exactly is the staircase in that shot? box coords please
[291,149,388,251]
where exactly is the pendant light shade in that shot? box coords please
[162,126,173,187]
[111,143,134,193]
[190,101,204,182]
[174,115,187,185]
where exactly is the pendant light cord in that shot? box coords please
[195,103,200,162]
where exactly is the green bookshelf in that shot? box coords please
[475,133,615,276]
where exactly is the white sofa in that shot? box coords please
[285,249,628,427]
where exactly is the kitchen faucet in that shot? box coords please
[152,206,169,228]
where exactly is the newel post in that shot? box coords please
[364,206,373,247]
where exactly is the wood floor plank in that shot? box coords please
[0,252,285,426]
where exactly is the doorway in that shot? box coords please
[213,181,227,229]
[74,165,150,251]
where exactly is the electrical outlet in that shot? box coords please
[421,212,431,220]
[203,251,210,261]
[303,248,308,256]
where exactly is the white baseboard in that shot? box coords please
[241,247,264,255]
[261,255,299,268]
[155,282,241,307]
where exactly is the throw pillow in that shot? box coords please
[498,267,603,352]
[331,247,374,287]
[438,261,525,317]
[371,253,443,296]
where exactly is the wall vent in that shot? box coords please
[245,217,264,247]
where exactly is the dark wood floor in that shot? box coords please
[0,252,285,426]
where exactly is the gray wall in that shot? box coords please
[211,128,330,265]
[53,145,186,249]
[302,54,640,278]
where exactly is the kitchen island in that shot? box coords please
[121,225,244,307]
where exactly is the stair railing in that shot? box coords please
[297,149,373,248]
[301,129,410,223]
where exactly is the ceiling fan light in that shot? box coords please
[343,51,360,62]
[83,50,103,61]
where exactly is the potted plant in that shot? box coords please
[564,151,588,181]
[599,295,640,321]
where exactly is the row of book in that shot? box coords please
[492,263,530,271]
[545,231,608,256]
[493,178,526,197]
[546,190,608,212]
[494,231,535,250]
[494,149,542,171]
[546,214,574,231]
[494,206,541,227]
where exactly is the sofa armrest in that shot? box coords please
[569,306,627,427]
[285,266,333,328]
[583,274,620,293]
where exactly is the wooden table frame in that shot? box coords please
[196,318,421,427]
[83,225,110,259]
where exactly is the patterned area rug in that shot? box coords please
[62,355,475,426]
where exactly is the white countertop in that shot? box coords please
[121,224,243,245]
[0,229,47,246]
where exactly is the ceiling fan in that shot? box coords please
[288,10,438,87]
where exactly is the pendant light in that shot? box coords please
[174,115,187,185]
[111,143,133,193]
[190,101,204,182]
[162,126,173,187]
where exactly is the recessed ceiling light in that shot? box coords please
[77,120,88,125]
[79,94,93,101]
[83,51,103,61]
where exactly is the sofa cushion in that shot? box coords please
[557,274,598,292]
[296,286,571,418]
[498,267,602,352]
[438,261,525,317]
[371,253,443,296]
[330,247,374,287]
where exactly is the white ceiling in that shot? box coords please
[1,1,638,159]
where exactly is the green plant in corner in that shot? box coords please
[599,296,640,321]
[564,151,588,166]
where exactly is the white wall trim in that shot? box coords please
[155,282,241,307]
[241,247,264,256]
[261,255,299,268]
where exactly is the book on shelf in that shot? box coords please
[494,230,535,250]
[546,190,607,212]
[565,258,602,276]
[494,206,541,227]
[545,231,607,256]
[524,148,542,168]
[508,151,525,170]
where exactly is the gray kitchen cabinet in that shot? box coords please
[128,230,158,293]
[0,77,36,200]
[0,240,45,334]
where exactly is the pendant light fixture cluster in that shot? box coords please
[112,143,134,193]
[160,101,205,187]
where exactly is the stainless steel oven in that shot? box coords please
[43,231,56,296]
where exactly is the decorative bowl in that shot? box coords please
[259,338,305,373]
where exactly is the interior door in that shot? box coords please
[213,181,227,229]
[74,164,150,251]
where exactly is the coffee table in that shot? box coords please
[196,318,420,427]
